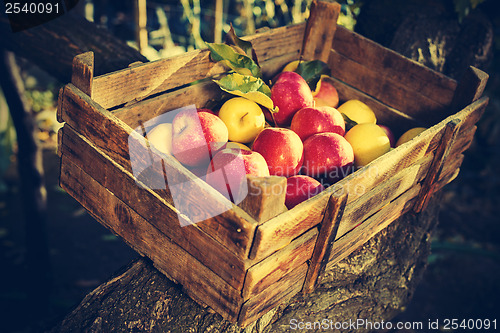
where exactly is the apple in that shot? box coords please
[206,148,269,203]
[172,108,228,167]
[302,132,354,179]
[337,99,377,124]
[312,75,339,108]
[344,123,390,167]
[290,106,345,141]
[285,175,325,209]
[378,124,396,148]
[218,97,266,143]
[146,123,173,155]
[396,127,427,147]
[252,128,304,177]
[270,71,314,126]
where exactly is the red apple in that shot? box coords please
[172,108,228,167]
[378,124,396,148]
[206,148,269,203]
[285,175,325,209]
[302,132,354,179]
[252,128,304,177]
[312,76,339,108]
[270,71,314,126]
[290,106,345,141]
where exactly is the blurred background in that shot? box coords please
[0,0,499,332]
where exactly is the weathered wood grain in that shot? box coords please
[332,26,458,107]
[336,163,423,240]
[242,228,318,300]
[302,189,347,293]
[91,24,305,109]
[238,262,309,327]
[329,49,447,125]
[60,125,249,289]
[450,66,489,112]
[414,119,461,213]
[326,185,421,270]
[59,84,258,258]
[59,157,243,322]
[71,51,94,97]
[302,0,341,62]
[237,176,288,224]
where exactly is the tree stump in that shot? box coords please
[48,193,442,332]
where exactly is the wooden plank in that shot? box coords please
[332,26,457,107]
[242,228,318,300]
[449,126,477,158]
[237,176,287,224]
[326,185,421,270]
[59,84,258,258]
[59,157,243,322]
[238,262,308,327]
[249,187,332,261]
[301,0,341,62]
[91,24,306,109]
[60,125,249,289]
[71,51,94,97]
[414,119,461,213]
[336,163,423,240]
[112,50,301,129]
[438,153,464,183]
[450,66,489,112]
[302,190,347,293]
[329,49,447,125]
[330,76,420,134]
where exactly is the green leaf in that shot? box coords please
[295,60,331,90]
[341,112,358,131]
[213,73,276,111]
[207,43,262,78]
[225,24,260,65]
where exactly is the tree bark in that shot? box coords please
[0,13,148,84]
[47,194,442,333]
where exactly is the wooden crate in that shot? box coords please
[57,1,489,327]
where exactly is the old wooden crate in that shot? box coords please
[57,0,488,327]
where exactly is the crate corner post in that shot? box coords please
[71,51,95,97]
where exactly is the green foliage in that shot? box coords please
[295,60,331,90]
[0,91,16,193]
[206,43,262,78]
[213,73,275,111]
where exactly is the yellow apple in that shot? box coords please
[146,123,173,155]
[337,99,377,124]
[344,123,391,167]
[218,97,266,143]
[226,141,251,151]
[396,127,427,147]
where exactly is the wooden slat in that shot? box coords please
[71,51,94,97]
[60,125,249,289]
[238,262,308,327]
[302,189,347,293]
[449,126,477,158]
[332,26,457,107]
[59,84,258,258]
[242,228,318,300]
[414,119,461,213]
[91,24,306,109]
[249,188,331,261]
[438,153,464,183]
[112,50,301,129]
[336,162,423,240]
[301,0,341,62]
[60,157,243,322]
[326,185,421,270]
[329,49,447,125]
[330,76,420,134]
